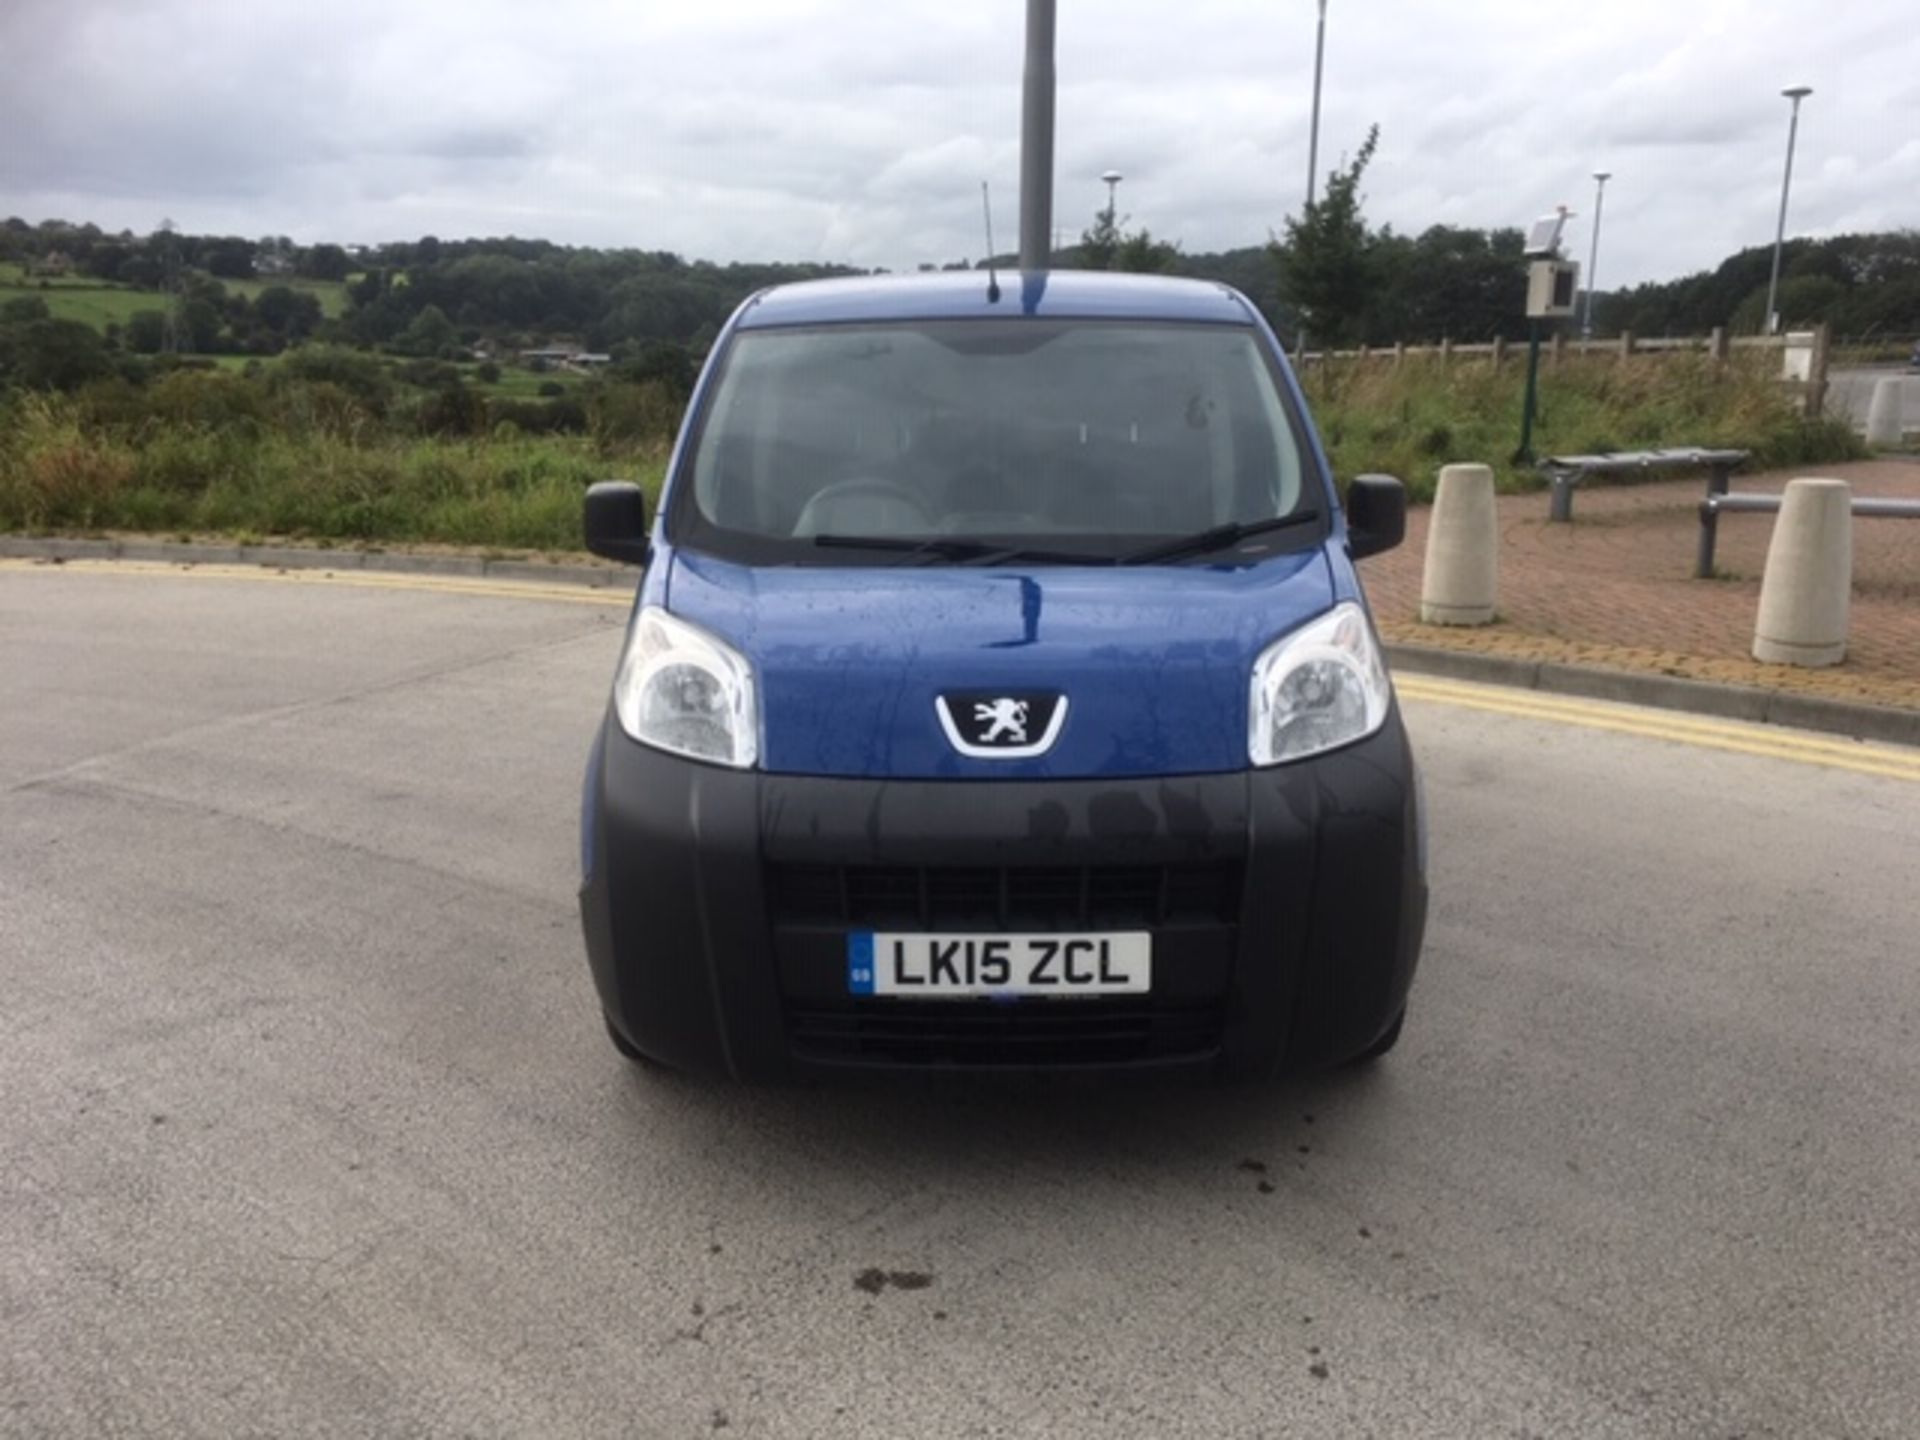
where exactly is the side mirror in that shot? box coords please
[584,481,651,565]
[1345,474,1406,559]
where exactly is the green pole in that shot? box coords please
[1513,320,1543,465]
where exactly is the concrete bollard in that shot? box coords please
[1753,478,1852,667]
[1864,377,1904,449]
[1420,463,1498,625]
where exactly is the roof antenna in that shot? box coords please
[981,181,1002,304]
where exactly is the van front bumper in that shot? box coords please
[579,712,1426,1081]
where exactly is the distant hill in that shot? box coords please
[5,216,1915,364]
[1601,232,1920,339]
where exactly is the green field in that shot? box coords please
[0,267,163,330]
[0,261,105,289]
[0,263,350,331]
[465,364,586,399]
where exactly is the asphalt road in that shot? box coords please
[5,560,1918,1439]
[1828,365,1919,432]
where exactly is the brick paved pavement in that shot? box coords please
[1360,459,1920,712]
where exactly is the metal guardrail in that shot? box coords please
[1696,492,1920,578]
[1541,448,1750,523]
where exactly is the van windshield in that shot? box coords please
[673,319,1319,565]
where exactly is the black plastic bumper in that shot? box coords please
[579,712,1426,1081]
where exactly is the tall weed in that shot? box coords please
[1301,350,1864,500]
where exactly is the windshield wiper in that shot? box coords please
[1116,511,1322,566]
[811,534,1106,566]
[811,534,1001,562]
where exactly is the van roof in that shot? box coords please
[736,270,1257,329]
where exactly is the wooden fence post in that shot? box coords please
[1709,326,1729,369]
[1491,335,1506,368]
[1549,332,1565,367]
[1439,337,1452,367]
[1806,322,1831,417]
[1618,330,1635,362]
[1392,341,1405,367]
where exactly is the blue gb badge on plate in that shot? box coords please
[847,932,876,996]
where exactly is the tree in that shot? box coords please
[181,297,224,352]
[85,242,133,282]
[300,243,352,281]
[119,253,164,289]
[1730,274,1847,334]
[1,295,51,324]
[1080,196,1182,274]
[1115,229,1181,274]
[395,302,456,357]
[1369,224,1526,343]
[0,317,115,390]
[350,268,389,307]
[204,237,256,279]
[618,339,696,400]
[1081,204,1121,271]
[1275,124,1381,346]
[126,309,168,354]
[252,286,324,342]
[273,345,393,411]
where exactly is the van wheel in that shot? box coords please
[604,1014,665,1070]
[1350,1008,1406,1064]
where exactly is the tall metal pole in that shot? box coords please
[1514,320,1544,465]
[1018,0,1057,271]
[1098,170,1123,268]
[1582,171,1609,341]
[1306,0,1328,208]
[1764,86,1811,335]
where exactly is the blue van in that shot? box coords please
[579,271,1426,1079]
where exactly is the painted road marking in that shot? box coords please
[0,557,635,608]
[7,558,1915,781]
[1398,675,1920,784]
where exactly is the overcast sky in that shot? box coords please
[2,0,1914,287]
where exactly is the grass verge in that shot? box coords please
[0,391,664,551]
[0,347,1867,553]
[1303,351,1865,500]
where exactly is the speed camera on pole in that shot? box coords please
[1514,208,1580,463]
[1524,210,1579,320]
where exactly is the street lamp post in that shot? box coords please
[1582,171,1610,342]
[1097,170,1123,269]
[1764,86,1812,335]
[1306,0,1328,209]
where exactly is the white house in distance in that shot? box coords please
[519,346,612,371]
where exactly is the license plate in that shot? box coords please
[848,932,1151,998]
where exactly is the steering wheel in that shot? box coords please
[791,477,936,537]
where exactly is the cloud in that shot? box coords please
[0,0,1913,286]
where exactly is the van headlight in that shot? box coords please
[612,607,759,769]
[1249,602,1391,765]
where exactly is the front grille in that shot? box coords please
[785,997,1226,1067]
[768,862,1242,929]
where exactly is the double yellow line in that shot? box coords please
[1397,674,1920,784]
[10,558,1916,783]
